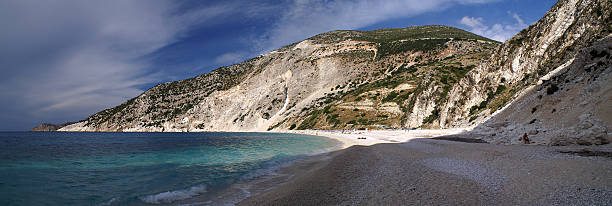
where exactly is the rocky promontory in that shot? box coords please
[32,122,74,131]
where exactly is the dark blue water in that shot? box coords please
[0,132,339,205]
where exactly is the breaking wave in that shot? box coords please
[140,185,207,204]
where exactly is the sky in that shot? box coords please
[0,0,557,131]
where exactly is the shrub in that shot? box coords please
[382,91,399,102]
[395,92,411,102]
[422,108,440,124]
[297,110,323,130]
[323,105,332,114]
[469,116,477,122]
[469,100,488,115]
[495,85,507,95]
[196,123,206,129]
[521,73,531,83]
[326,114,340,123]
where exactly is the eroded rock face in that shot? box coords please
[395,0,612,145]
[61,26,496,132]
[434,0,611,130]
[62,39,375,132]
[475,36,612,145]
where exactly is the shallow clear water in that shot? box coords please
[0,132,338,205]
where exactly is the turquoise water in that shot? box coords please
[0,132,339,205]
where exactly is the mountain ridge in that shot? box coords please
[58,0,612,145]
[60,25,498,132]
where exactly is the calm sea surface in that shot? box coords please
[0,132,339,205]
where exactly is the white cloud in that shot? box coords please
[0,0,231,128]
[215,52,248,65]
[459,16,485,28]
[459,12,528,42]
[254,0,499,53]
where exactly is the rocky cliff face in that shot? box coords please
[474,35,612,145]
[60,0,611,145]
[436,0,611,130]
[60,26,497,132]
[434,0,611,145]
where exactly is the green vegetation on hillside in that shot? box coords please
[294,43,491,130]
[309,25,497,60]
[376,39,450,58]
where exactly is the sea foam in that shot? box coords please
[141,185,207,204]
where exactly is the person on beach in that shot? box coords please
[522,133,531,144]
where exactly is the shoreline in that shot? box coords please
[12,130,611,205]
[238,130,612,205]
[219,128,472,204]
[282,128,470,149]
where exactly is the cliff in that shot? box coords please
[441,0,612,145]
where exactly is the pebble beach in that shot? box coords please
[239,129,612,205]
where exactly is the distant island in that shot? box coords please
[31,122,75,132]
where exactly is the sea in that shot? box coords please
[0,132,340,205]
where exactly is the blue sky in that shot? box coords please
[0,0,556,131]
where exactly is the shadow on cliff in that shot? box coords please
[427,36,612,146]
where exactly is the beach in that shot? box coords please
[289,128,470,148]
[239,130,612,205]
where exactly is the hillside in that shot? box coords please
[60,0,612,145]
[295,0,611,146]
[447,0,612,145]
[60,25,499,132]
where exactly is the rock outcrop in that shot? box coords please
[435,0,611,128]
[32,122,74,131]
[473,36,612,145]
[450,0,611,145]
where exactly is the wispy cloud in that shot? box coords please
[254,0,499,53]
[459,12,528,42]
[215,52,248,65]
[0,0,232,129]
